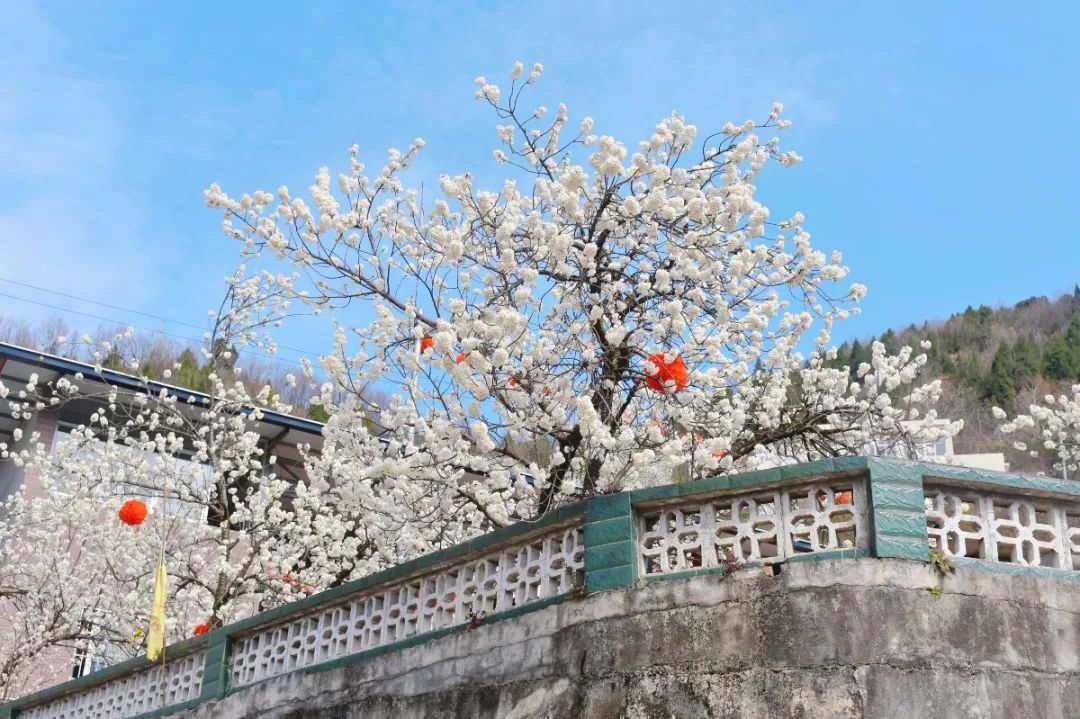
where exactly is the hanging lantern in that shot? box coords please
[118,499,148,526]
[419,336,435,354]
[816,490,852,507]
[644,353,689,394]
[455,352,468,364]
[192,623,210,637]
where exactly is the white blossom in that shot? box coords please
[205,62,948,517]
[997,384,1080,476]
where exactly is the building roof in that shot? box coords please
[0,341,324,452]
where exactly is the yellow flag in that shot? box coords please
[147,559,167,661]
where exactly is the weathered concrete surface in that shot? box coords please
[186,559,1080,718]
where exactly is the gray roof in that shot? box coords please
[0,341,324,452]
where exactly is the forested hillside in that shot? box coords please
[827,288,1080,474]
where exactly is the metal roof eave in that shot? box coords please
[0,342,325,438]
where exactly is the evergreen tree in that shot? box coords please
[306,404,330,422]
[175,348,211,393]
[848,339,872,375]
[100,351,127,372]
[1011,336,1041,388]
[1044,340,1077,382]
[983,343,1016,409]
[822,342,850,370]
[1065,315,1080,362]
[880,329,900,355]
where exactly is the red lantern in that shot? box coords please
[455,352,468,364]
[816,490,852,506]
[192,623,210,637]
[644,353,689,394]
[118,499,148,526]
[419,336,435,354]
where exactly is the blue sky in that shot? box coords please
[2,0,1078,365]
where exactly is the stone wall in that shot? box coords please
[182,558,1080,718]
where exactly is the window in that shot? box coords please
[70,635,125,679]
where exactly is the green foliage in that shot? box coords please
[879,329,900,355]
[1014,294,1047,310]
[1012,336,1042,384]
[565,583,588,601]
[306,404,331,422]
[100,351,127,372]
[305,403,377,431]
[173,348,211,393]
[982,344,1016,409]
[928,548,955,577]
[1043,340,1077,382]
[839,292,1080,409]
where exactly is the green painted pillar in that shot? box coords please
[866,458,930,561]
[583,492,637,593]
[199,628,231,702]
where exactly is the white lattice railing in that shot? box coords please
[637,480,866,577]
[925,485,1080,571]
[17,650,205,719]
[228,523,584,687]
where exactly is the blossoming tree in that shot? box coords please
[204,61,952,523]
[0,62,958,697]
[0,478,127,700]
[995,385,1080,478]
[0,324,326,698]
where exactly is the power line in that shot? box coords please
[0,275,205,331]
[0,276,319,358]
[0,290,310,368]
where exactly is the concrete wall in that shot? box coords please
[182,558,1080,718]
[0,409,74,699]
[0,408,59,503]
[951,452,1008,472]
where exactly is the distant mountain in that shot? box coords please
[827,287,1080,474]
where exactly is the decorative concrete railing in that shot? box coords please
[228,523,584,688]
[17,650,205,719]
[925,479,1080,571]
[4,457,1079,719]
[637,479,867,576]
